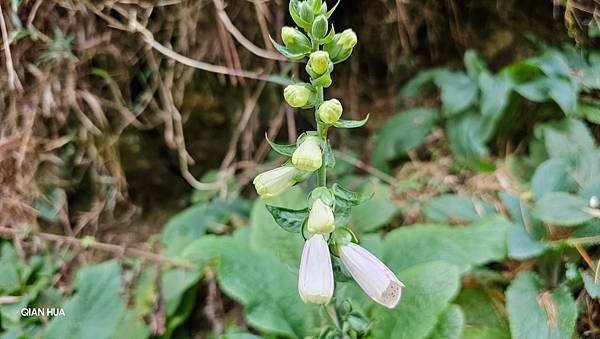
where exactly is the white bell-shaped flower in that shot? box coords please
[292,136,322,172]
[253,166,298,199]
[339,242,403,308]
[307,199,335,234]
[298,234,334,304]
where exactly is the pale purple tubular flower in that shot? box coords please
[298,234,334,304]
[339,242,403,308]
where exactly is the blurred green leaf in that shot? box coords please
[530,158,575,201]
[383,215,511,273]
[422,194,495,223]
[371,262,460,339]
[446,112,490,169]
[582,271,600,298]
[0,243,21,294]
[371,108,437,171]
[507,225,549,260]
[434,70,478,114]
[349,181,398,232]
[534,192,593,226]
[44,261,125,339]
[506,272,577,339]
[455,287,510,339]
[111,310,150,339]
[425,305,464,339]
[464,50,487,79]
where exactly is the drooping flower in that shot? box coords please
[298,234,334,304]
[292,136,322,172]
[253,166,299,199]
[284,84,313,108]
[339,242,403,308]
[318,99,343,124]
[307,199,335,234]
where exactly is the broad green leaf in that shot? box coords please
[425,305,464,339]
[479,71,512,122]
[266,135,296,156]
[541,118,595,160]
[371,108,437,171]
[250,188,306,266]
[44,261,125,339]
[383,215,511,273]
[112,310,150,339]
[464,49,487,79]
[161,198,244,255]
[349,181,398,232]
[499,192,547,239]
[534,192,593,226]
[582,271,600,298]
[371,262,460,339]
[508,225,548,260]
[528,50,571,78]
[530,158,575,201]
[446,112,490,168]
[434,70,478,114]
[265,205,308,233]
[0,243,21,294]
[217,240,317,338]
[333,114,369,129]
[269,36,308,60]
[455,287,510,339]
[506,272,577,339]
[547,78,578,115]
[422,194,494,223]
[400,68,443,98]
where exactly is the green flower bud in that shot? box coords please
[298,2,314,25]
[307,199,335,234]
[253,166,299,199]
[281,26,310,50]
[339,29,358,49]
[308,186,335,208]
[284,84,313,108]
[311,15,328,39]
[292,136,322,172]
[309,51,330,75]
[318,99,343,124]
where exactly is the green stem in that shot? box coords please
[315,85,326,187]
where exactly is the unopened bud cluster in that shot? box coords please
[254,0,403,311]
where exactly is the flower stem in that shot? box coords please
[315,85,326,187]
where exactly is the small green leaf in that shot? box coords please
[323,141,335,168]
[506,272,577,339]
[507,225,548,260]
[422,194,495,223]
[582,271,600,298]
[530,158,575,201]
[534,192,593,226]
[265,134,296,157]
[434,70,478,114]
[269,36,307,60]
[333,114,369,129]
[464,49,487,79]
[332,183,372,209]
[265,205,308,233]
[288,0,311,31]
[325,0,340,18]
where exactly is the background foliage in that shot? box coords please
[0,0,599,338]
